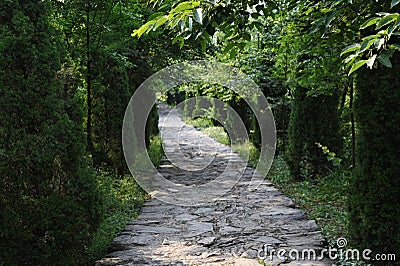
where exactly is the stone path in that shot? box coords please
[97,105,331,266]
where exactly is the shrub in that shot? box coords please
[348,53,400,258]
[0,1,101,264]
[287,86,342,179]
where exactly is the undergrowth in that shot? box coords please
[187,117,259,166]
[86,135,163,263]
[269,156,350,241]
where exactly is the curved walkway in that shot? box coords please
[97,105,330,266]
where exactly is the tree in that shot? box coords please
[54,0,163,173]
[133,0,344,178]
[348,52,400,258]
[342,1,400,257]
[0,1,101,264]
[133,0,400,255]
[305,0,400,256]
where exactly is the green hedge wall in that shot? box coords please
[287,86,342,179]
[0,1,101,264]
[348,52,400,258]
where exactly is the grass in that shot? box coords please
[268,156,350,242]
[86,172,147,263]
[86,135,164,263]
[188,117,230,145]
[147,135,164,166]
[232,141,260,167]
[202,126,230,145]
[187,117,260,166]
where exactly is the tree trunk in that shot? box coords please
[86,3,94,156]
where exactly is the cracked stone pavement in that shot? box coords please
[96,105,331,266]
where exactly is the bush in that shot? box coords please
[86,133,163,262]
[0,2,101,264]
[287,86,342,179]
[86,171,146,262]
[348,53,400,258]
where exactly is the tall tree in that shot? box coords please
[0,1,101,264]
[348,52,400,258]
[55,0,162,173]
[341,1,400,257]
[313,0,400,257]
[133,0,344,178]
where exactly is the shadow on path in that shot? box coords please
[96,104,331,266]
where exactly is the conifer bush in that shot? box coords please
[0,1,101,264]
[348,53,400,257]
[287,87,342,179]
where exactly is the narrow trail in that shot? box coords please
[97,105,330,266]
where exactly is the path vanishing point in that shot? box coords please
[97,105,331,266]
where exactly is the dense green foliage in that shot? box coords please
[86,172,146,261]
[135,0,400,263]
[52,0,161,173]
[2,0,400,264]
[0,0,167,264]
[0,1,101,264]
[348,53,400,257]
[287,86,342,179]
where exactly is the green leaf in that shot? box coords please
[366,54,377,69]
[378,51,393,68]
[392,44,400,51]
[133,20,155,38]
[341,43,360,56]
[251,21,263,32]
[376,14,398,30]
[310,17,325,33]
[362,34,381,41]
[348,60,367,75]
[188,17,193,30]
[388,16,400,34]
[360,17,380,29]
[200,36,206,52]
[344,53,358,64]
[172,36,182,45]
[172,1,200,13]
[360,38,376,52]
[305,7,314,15]
[376,12,392,16]
[193,8,203,24]
[325,11,337,28]
[374,38,385,50]
[222,42,235,55]
[153,16,168,31]
[148,12,164,21]
[229,47,239,59]
[391,0,400,9]
[184,33,192,40]
[179,20,185,31]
